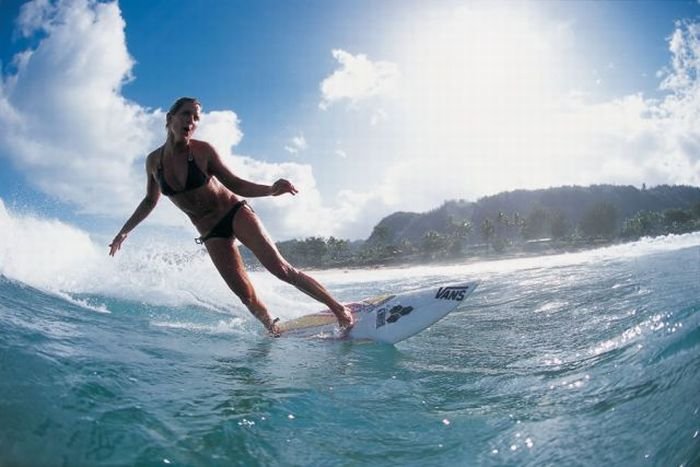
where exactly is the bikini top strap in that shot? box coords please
[158,145,165,170]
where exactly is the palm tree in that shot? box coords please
[480,218,495,244]
[448,220,472,255]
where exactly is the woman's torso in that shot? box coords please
[148,140,239,235]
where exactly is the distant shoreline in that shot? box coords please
[239,184,700,272]
[289,232,699,273]
[277,238,621,273]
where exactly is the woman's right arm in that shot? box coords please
[109,159,161,256]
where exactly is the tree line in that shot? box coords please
[238,185,700,269]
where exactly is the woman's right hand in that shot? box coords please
[108,233,127,256]
[270,178,298,196]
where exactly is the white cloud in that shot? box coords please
[370,108,388,126]
[196,110,243,157]
[284,134,307,155]
[224,156,381,240]
[15,0,58,38]
[660,21,700,94]
[346,6,700,214]
[561,21,700,187]
[0,0,161,216]
[319,49,399,110]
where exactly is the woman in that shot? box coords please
[109,97,353,335]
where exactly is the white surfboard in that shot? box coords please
[279,281,479,344]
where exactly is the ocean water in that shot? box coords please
[1,202,699,466]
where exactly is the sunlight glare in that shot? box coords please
[392,4,584,198]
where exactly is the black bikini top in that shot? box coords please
[156,146,209,196]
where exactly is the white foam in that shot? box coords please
[150,317,247,335]
[54,290,111,314]
[0,199,326,319]
[0,199,103,290]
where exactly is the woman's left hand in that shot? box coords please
[270,179,298,196]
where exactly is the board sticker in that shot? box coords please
[386,305,413,323]
[434,285,470,301]
[376,304,413,328]
[376,309,386,328]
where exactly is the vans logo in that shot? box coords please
[376,305,413,328]
[435,286,470,301]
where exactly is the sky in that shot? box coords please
[1,0,700,242]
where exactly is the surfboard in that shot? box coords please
[278,281,479,344]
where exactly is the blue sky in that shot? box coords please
[1,0,700,241]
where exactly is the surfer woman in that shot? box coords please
[108,97,353,336]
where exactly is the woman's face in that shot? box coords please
[168,101,201,142]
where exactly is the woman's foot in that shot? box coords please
[262,316,281,337]
[333,306,354,330]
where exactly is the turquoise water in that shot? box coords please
[1,207,699,465]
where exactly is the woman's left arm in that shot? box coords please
[205,142,298,197]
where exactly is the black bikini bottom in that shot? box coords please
[195,200,246,244]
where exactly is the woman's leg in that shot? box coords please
[204,236,279,334]
[232,204,353,328]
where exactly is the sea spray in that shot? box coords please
[0,199,103,290]
[0,198,325,319]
